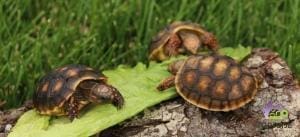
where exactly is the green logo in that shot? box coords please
[262,101,289,121]
[267,109,288,121]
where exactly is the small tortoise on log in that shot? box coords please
[33,64,124,120]
[158,54,260,111]
[149,21,218,61]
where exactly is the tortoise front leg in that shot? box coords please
[65,96,79,121]
[157,75,175,91]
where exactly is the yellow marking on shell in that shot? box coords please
[58,95,68,106]
[40,106,66,116]
[213,59,229,77]
[54,80,64,92]
[240,75,253,94]
[158,50,168,60]
[78,101,89,110]
[197,76,211,92]
[41,82,49,92]
[212,81,227,99]
[66,69,78,77]
[149,34,170,61]
[69,74,99,91]
[199,56,214,72]
[229,66,240,81]
[184,71,197,87]
[228,84,242,100]
[149,45,168,61]
[52,106,65,115]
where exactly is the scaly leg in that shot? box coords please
[157,75,175,91]
[65,96,79,121]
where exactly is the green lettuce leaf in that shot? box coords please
[219,45,251,61]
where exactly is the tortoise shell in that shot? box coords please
[175,54,258,111]
[33,64,106,115]
[149,21,218,61]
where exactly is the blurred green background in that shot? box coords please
[0,0,299,109]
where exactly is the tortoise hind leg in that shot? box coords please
[157,75,175,91]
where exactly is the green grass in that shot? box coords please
[0,0,299,109]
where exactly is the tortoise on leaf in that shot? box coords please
[33,64,124,121]
[157,54,260,111]
[149,21,219,61]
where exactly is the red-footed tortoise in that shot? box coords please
[157,54,260,111]
[33,64,124,121]
[149,21,219,61]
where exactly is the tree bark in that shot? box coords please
[99,48,300,137]
[0,101,32,137]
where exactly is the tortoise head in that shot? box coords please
[79,81,124,109]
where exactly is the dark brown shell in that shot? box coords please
[149,21,218,61]
[175,54,258,111]
[33,64,106,115]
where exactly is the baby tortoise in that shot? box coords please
[33,64,124,121]
[149,21,219,61]
[157,54,260,111]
